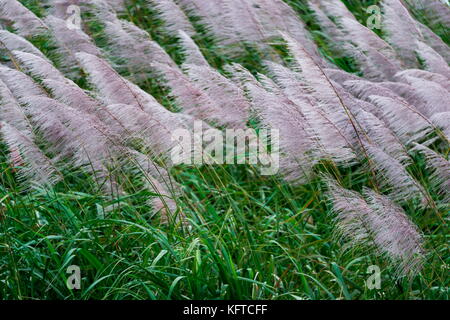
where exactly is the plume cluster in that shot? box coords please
[326,178,425,278]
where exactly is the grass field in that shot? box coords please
[0,0,449,300]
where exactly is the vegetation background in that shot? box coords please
[0,0,448,300]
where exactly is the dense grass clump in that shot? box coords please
[1,153,448,299]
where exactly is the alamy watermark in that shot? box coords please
[66,265,81,290]
[66,5,82,30]
[366,265,381,290]
[171,121,280,175]
[366,5,381,30]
